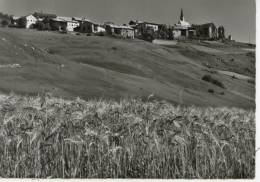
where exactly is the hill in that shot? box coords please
[0,28,255,108]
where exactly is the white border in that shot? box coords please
[255,0,259,181]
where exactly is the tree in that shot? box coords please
[35,21,45,30]
[1,19,9,27]
[129,20,136,26]
[142,27,155,42]
[158,24,168,40]
[17,17,26,28]
[35,21,51,31]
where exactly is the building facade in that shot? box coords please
[172,9,192,39]
[193,23,218,40]
[50,17,79,32]
[25,15,37,28]
[134,22,160,37]
[80,21,105,34]
[218,26,225,39]
[106,24,134,39]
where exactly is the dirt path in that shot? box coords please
[217,70,254,81]
[153,39,178,46]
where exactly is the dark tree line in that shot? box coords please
[0,12,12,27]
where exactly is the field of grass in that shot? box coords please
[0,94,255,178]
[0,27,255,108]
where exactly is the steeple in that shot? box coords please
[180,8,184,21]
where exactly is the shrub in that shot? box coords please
[95,32,105,36]
[202,75,225,89]
[35,21,51,31]
[208,89,214,93]
[1,19,9,27]
[247,79,255,84]
[35,21,45,30]
[17,17,26,28]
[111,46,117,50]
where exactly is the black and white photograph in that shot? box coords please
[0,0,257,179]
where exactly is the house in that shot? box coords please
[134,21,161,37]
[10,16,20,26]
[50,16,79,32]
[172,9,192,39]
[139,22,160,32]
[80,20,105,34]
[105,24,134,39]
[24,14,37,28]
[192,23,218,40]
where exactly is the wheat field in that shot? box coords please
[0,94,255,178]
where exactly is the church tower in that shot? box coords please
[180,8,184,21]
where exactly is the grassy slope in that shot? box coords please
[0,95,255,178]
[0,28,255,108]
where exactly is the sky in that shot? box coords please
[0,0,256,43]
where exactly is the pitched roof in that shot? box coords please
[193,22,216,28]
[12,16,21,20]
[52,16,79,23]
[107,24,133,30]
[72,17,87,21]
[140,22,161,26]
[33,12,57,19]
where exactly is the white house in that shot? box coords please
[25,14,37,29]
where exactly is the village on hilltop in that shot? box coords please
[1,9,231,42]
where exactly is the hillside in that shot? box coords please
[0,28,255,108]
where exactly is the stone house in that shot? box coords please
[50,16,79,32]
[192,23,218,40]
[134,21,161,37]
[105,24,134,39]
[80,20,105,34]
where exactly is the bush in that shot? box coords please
[35,21,45,30]
[247,79,255,84]
[35,21,51,31]
[220,91,225,95]
[95,32,105,36]
[17,17,26,28]
[208,89,214,93]
[111,46,117,50]
[1,19,9,27]
[202,75,225,89]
